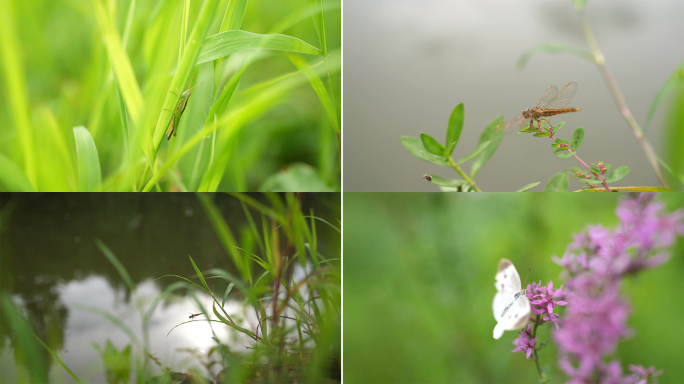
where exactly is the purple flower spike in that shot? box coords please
[512,323,537,359]
[552,194,681,384]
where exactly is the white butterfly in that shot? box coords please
[493,258,531,339]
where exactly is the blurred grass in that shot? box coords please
[343,193,684,383]
[0,0,340,192]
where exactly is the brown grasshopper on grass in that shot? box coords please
[162,73,205,140]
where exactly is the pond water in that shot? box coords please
[0,193,340,383]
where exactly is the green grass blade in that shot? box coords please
[92,0,145,127]
[0,151,35,191]
[219,0,247,31]
[73,304,142,348]
[180,0,190,63]
[197,31,322,65]
[221,283,235,307]
[212,0,248,94]
[516,182,541,192]
[259,163,334,192]
[663,84,684,188]
[40,108,77,190]
[197,194,247,278]
[143,58,331,191]
[73,126,102,191]
[0,0,36,187]
[271,1,340,34]
[95,239,136,293]
[212,301,258,339]
[644,60,684,130]
[516,42,594,70]
[33,334,83,383]
[188,254,212,294]
[289,55,339,133]
[151,0,220,161]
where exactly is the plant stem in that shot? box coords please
[447,157,482,192]
[548,132,611,192]
[576,6,668,187]
[532,315,542,379]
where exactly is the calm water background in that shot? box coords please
[0,193,340,383]
[343,0,684,191]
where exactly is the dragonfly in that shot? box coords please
[497,82,580,132]
[188,313,203,320]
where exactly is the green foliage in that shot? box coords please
[93,341,131,384]
[516,181,541,192]
[399,104,503,191]
[0,0,341,191]
[420,133,446,156]
[645,60,684,130]
[470,116,504,178]
[570,127,584,151]
[446,103,464,154]
[606,166,630,183]
[73,126,102,192]
[516,43,594,70]
[545,170,569,192]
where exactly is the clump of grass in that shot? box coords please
[159,193,341,383]
[0,193,340,383]
[0,0,340,192]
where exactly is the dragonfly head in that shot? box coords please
[522,109,532,119]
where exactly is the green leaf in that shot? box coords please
[470,116,504,177]
[420,133,446,156]
[0,152,34,191]
[544,171,569,192]
[658,157,684,187]
[516,182,541,192]
[197,31,321,65]
[221,283,235,308]
[400,136,448,165]
[552,121,566,132]
[645,60,684,130]
[258,163,333,192]
[446,103,464,154]
[516,43,594,70]
[605,166,630,183]
[151,0,220,163]
[533,132,552,137]
[92,0,144,127]
[558,152,574,159]
[420,151,448,164]
[423,175,467,188]
[454,141,491,165]
[571,127,585,151]
[73,126,102,192]
[289,55,339,133]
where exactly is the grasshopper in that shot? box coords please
[163,73,205,140]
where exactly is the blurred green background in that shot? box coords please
[0,0,340,192]
[343,193,684,383]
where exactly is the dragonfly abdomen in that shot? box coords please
[541,107,580,117]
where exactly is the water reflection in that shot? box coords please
[0,193,340,383]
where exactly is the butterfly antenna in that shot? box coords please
[523,268,530,288]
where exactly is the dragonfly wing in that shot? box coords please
[496,114,528,132]
[536,85,559,109]
[545,82,578,109]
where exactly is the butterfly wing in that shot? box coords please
[492,259,530,339]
